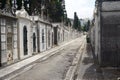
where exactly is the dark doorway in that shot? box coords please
[54,27,58,45]
[63,30,64,41]
[37,27,40,52]
[23,26,28,55]
[52,32,54,46]
[33,33,36,52]
[48,30,50,47]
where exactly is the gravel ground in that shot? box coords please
[9,38,84,80]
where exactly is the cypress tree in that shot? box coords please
[73,12,78,29]
[73,12,81,31]
[86,20,90,31]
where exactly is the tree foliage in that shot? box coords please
[83,20,90,32]
[0,0,65,22]
[16,0,22,10]
[0,0,6,9]
[73,12,81,31]
[47,0,64,22]
[65,18,71,26]
[86,20,90,31]
[29,0,42,15]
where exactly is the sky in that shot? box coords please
[65,0,96,19]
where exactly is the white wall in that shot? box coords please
[13,22,18,61]
[0,18,18,64]
[39,22,47,52]
[46,25,52,49]
[18,18,32,59]
[94,10,101,62]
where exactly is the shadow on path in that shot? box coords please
[82,43,120,80]
[81,43,104,80]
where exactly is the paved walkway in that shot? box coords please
[0,38,82,79]
[64,37,86,80]
[76,43,101,80]
[5,37,85,80]
[76,43,120,80]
